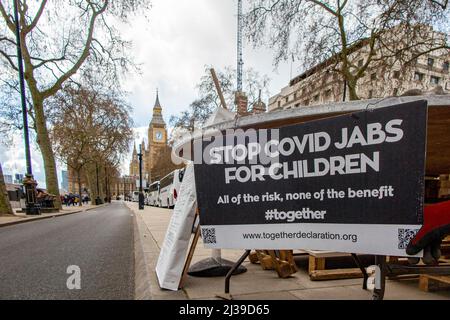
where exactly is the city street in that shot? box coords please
[0,202,134,300]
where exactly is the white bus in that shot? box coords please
[147,181,160,206]
[158,168,185,208]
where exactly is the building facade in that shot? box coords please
[112,175,138,199]
[14,173,23,184]
[269,27,450,111]
[3,174,12,184]
[61,170,69,192]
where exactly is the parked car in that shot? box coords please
[147,181,160,206]
[158,168,185,208]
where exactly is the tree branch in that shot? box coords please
[308,0,338,16]
[0,48,18,70]
[42,0,109,100]
[25,0,47,34]
[429,0,448,9]
[0,0,15,32]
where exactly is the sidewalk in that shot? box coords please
[0,204,104,227]
[128,202,450,300]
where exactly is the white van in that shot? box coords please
[158,168,185,208]
[147,181,160,206]
[132,191,139,202]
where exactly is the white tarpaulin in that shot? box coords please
[155,163,197,291]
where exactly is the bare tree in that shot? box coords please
[0,162,13,215]
[170,66,270,131]
[0,0,150,208]
[245,0,449,100]
[51,84,133,205]
[52,87,93,206]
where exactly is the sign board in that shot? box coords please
[194,101,427,257]
[156,163,197,291]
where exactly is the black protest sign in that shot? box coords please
[193,101,427,255]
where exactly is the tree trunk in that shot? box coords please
[85,162,104,204]
[77,169,82,207]
[85,165,95,205]
[34,99,62,209]
[0,163,14,216]
[347,79,360,101]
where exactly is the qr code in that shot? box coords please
[398,228,419,249]
[202,228,217,244]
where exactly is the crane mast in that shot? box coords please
[237,0,243,92]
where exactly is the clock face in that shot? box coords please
[155,131,163,141]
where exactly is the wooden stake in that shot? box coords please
[178,208,201,289]
[210,68,228,110]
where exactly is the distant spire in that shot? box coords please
[132,142,137,155]
[154,88,161,109]
[150,89,165,126]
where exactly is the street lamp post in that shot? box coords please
[138,145,144,210]
[13,0,40,215]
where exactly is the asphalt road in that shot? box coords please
[0,202,134,300]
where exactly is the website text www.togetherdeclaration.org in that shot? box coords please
[242,230,358,242]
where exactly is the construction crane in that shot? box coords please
[237,0,243,92]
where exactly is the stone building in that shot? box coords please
[128,92,181,183]
[269,26,450,112]
[67,170,88,195]
[112,175,137,198]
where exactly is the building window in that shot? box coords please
[368,90,373,98]
[393,88,399,96]
[427,57,434,68]
[278,101,281,108]
[295,103,300,108]
[304,99,309,106]
[443,61,449,72]
[285,96,289,103]
[313,94,319,102]
[325,89,332,98]
[430,76,440,85]
[294,92,297,100]
[393,70,400,79]
[414,72,424,81]
[358,59,364,67]
[370,73,377,81]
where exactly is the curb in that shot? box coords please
[133,212,154,300]
[130,203,188,300]
[0,203,109,228]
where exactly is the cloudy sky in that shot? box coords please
[1,0,301,188]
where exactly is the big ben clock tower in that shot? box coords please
[147,90,168,176]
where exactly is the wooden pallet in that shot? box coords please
[304,250,364,281]
[441,237,450,259]
[249,250,297,278]
[419,275,450,292]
